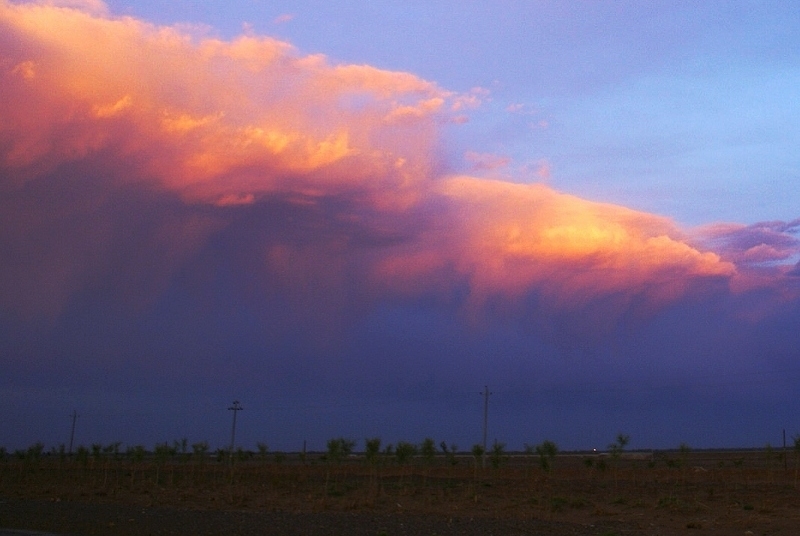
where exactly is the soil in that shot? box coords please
[2,450,800,535]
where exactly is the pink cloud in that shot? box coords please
[464,151,510,172]
[370,176,742,327]
[1,0,796,327]
[693,220,800,266]
[0,1,455,209]
[432,177,735,308]
[272,13,294,25]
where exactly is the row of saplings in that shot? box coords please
[1,434,614,473]
[323,436,560,471]
[1,436,565,471]
[21,432,800,473]
[1,437,564,493]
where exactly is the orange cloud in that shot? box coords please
[374,177,736,316]
[3,0,790,327]
[0,0,453,207]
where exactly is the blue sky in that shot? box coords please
[1,0,800,453]
[106,0,800,225]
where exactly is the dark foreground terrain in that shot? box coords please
[1,498,624,536]
[3,449,800,535]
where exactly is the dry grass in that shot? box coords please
[3,448,800,534]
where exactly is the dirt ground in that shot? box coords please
[2,450,800,535]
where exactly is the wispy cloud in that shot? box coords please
[272,13,294,25]
[464,151,510,172]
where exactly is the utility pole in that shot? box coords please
[228,400,243,464]
[68,410,78,456]
[480,386,491,468]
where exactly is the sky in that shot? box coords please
[1,0,800,454]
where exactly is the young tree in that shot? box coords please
[20,442,44,475]
[364,437,382,495]
[420,437,436,464]
[609,433,630,454]
[678,442,691,485]
[608,433,630,489]
[192,442,209,464]
[102,442,121,488]
[126,445,146,486]
[395,441,417,486]
[324,437,355,493]
[439,441,458,486]
[51,444,67,466]
[440,441,459,467]
[420,437,436,485]
[523,443,536,481]
[395,441,417,465]
[489,440,506,469]
[235,446,250,463]
[75,445,90,468]
[256,442,270,462]
[764,443,775,484]
[678,442,691,467]
[154,441,175,486]
[90,443,103,469]
[191,441,209,483]
[365,437,382,464]
[104,442,122,460]
[471,443,485,482]
[175,437,189,463]
[535,440,558,473]
[326,437,355,463]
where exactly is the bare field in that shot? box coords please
[2,449,800,535]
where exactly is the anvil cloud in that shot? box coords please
[2,1,800,451]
